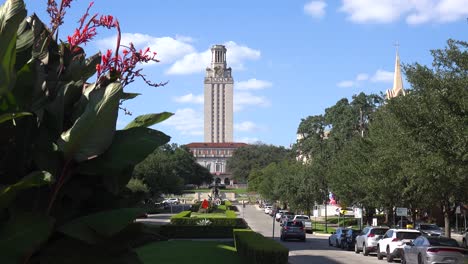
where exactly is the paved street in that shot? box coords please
[239,204,388,264]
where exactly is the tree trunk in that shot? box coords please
[443,203,451,238]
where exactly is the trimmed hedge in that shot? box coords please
[171,211,192,219]
[171,216,248,227]
[225,210,237,218]
[159,225,246,238]
[233,229,289,264]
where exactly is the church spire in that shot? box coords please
[386,43,406,99]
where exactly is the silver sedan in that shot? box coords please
[402,236,468,264]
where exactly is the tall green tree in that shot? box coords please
[227,143,291,182]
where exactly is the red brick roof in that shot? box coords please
[185,142,248,148]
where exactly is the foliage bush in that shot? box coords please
[159,225,246,239]
[171,211,192,219]
[233,229,289,264]
[170,211,247,227]
[0,0,172,263]
[225,210,237,218]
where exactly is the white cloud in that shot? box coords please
[356,73,369,81]
[236,78,273,90]
[173,93,204,104]
[234,121,261,132]
[235,137,261,144]
[371,69,394,82]
[234,92,271,112]
[96,33,195,65]
[339,0,468,24]
[167,41,260,75]
[162,108,203,136]
[337,80,355,88]
[304,0,327,18]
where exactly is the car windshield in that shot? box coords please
[295,216,309,220]
[371,229,388,235]
[286,221,304,227]
[397,232,420,240]
[420,224,439,230]
[428,238,459,247]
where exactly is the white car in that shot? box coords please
[264,206,273,214]
[163,198,179,205]
[355,226,389,256]
[275,210,288,221]
[377,229,421,262]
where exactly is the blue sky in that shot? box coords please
[24,0,468,147]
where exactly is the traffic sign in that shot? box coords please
[396,207,408,217]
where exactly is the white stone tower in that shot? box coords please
[204,45,234,143]
[386,45,406,99]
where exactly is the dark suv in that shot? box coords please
[280,221,306,242]
[342,229,362,250]
[329,227,349,248]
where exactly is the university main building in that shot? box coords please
[186,45,247,185]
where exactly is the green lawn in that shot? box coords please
[312,222,336,234]
[137,241,242,264]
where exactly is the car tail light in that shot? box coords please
[367,233,375,238]
[284,227,289,230]
[391,238,399,242]
[300,227,304,231]
[427,248,464,254]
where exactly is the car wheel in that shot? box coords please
[354,243,360,254]
[401,252,407,264]
[417,254,423,264]
[328,238,332,246]
[302,237,306,242]
[463,238,467,248]
[363,243,369,256]
[377,246,383,260]
[386,247,393,262]
[335,239,340,248]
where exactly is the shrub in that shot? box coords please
[171,211,192,219]
[171,216,248,227]
[225,200,232,207]
[159,225,247,238]
[233,229,289,264]
[217,205,227,211]
[225,210,237,218]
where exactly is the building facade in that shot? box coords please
[204,45,234,143]
[186,45,247,185]
[185,142,247,185]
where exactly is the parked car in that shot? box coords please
[280,214,294,225]
[355,226,390,255]
[293,215,312,233]
[414,223,443,237]
[342,229,362,250]
[162,198,179,205]
[280,220,306,242]
[463,228,468,248]
[328,227,349,248]
[401,235,468,264]
[264,206,273,214]
[377,228,421,262]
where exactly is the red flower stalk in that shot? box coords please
[47,0,74,36]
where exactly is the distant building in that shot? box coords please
[186,142,247,185]
[386,48,406,99]
[186,45,247,185]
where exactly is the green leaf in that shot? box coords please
[58,82,123,162]
[0,0,27,93]
[124,112,173,129]
[0,111,31,124]
[58,208,145,240]
[0,170,51,210]
[121,92,140,100]
[82,52,101,81]
[77,127,170,193]
[0,212,54,264]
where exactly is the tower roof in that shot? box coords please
[386,47,406,99]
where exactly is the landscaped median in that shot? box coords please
[233,229,289,264]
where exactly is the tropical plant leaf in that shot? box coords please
[124,112,173,129]
[0,170,51,210]
[0,0,26,93]
[121,92,140,100]
[77,127,170,193]
[0,212,54,264]
[58,208,145,240]
[58,82,123,162]
[0,111,31,124]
